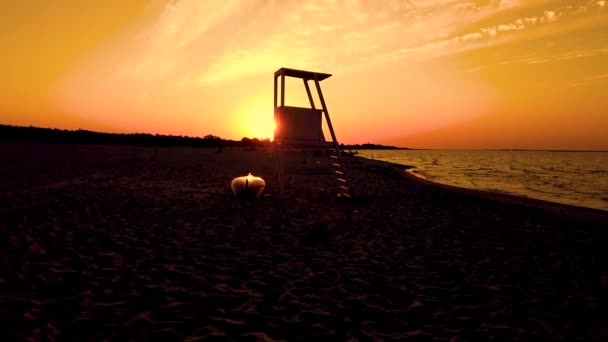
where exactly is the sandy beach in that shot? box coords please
[1,143,607,340]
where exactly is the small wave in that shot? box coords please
[407,169,434,181]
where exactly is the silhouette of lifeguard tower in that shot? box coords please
[273,67,353,198]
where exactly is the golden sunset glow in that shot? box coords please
[1,0,607,149]
[237,104,276,140]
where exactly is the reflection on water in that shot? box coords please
[357,150,608,211]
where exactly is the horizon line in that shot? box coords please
[1,123,607,152]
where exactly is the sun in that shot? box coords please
[238,106,276,140]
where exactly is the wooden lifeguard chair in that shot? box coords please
[273,67,353,198]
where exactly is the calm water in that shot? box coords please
[357,150,608,211]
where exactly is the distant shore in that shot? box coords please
[2,143,607,340]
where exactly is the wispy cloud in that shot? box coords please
[118,0,242,80]
[195,0,606,83]
[102,0,503,83]
[66,0,608,89]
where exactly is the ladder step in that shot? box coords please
[323,142,353,196]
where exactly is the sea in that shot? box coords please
[356,150,608,212]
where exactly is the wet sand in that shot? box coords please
[1,143,607,340]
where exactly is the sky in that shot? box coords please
[1,0,607,150]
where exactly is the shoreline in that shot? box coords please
[355,156,608,220]
[356,150,608,213]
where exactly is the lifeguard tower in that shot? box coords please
[273,67,353,198]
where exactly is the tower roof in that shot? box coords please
[274,67,332,81]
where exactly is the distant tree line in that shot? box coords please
[340,143,405,150]
[0,125,237,148]
[0,124,405,150]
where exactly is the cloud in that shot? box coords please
[482,27,498,36]
[487,47,608,68]
[462,32,483,41]
[64,0,608,88]
[524,17,539,24]
[498,23,520,31]
[544,10,557,21]
[197,0,527,82]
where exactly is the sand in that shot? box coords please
[1,143,607,340]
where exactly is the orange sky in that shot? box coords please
[1,0,607,149]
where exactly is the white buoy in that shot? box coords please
[230,173,266,199]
